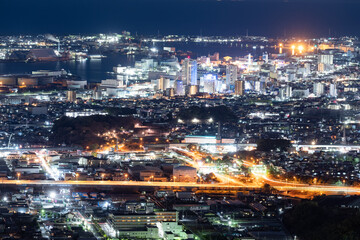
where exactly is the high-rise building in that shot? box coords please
[279,85,292,100]
[226,65,238,89]
[182,58,197,85]
[202,74,216,94]
[286,85,292,98]
[66,90,76,102]
[234,80,244,96]
[157,77,170,91]
[313,82,324,96]
[279,88,286,100]
[187,85,199,96]
[318,55,333,65]
[175,80,185,96]
[304,63,311,76]
[318,54,334,72]
[329,83,337,97]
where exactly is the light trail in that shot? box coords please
[0,179,358,195]
[170,147,246,186]
[17,148,360,197]
[37,153,59,181]
[0,179,247,188]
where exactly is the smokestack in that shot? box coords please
[45,34,60,52]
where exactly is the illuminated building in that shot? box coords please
[318,54,334,65]
[108,211,187,239]
[66,90,77,102]
[313,82,324,97]
[226,64,238,89]
[234,80,244,96]
[100,79,125,88]
[175,80,185,96]
[182,58,197,85]
[165,88,175,97]
[329,83,337,97]
[155,77,170,91]
[318,54,334,72]
[17,77,38,87]
[173,166,197,182]
[202,74,216,94]
[187,85,199,96]
[184,135,217,144]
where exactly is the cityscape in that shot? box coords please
[1,0,360,240]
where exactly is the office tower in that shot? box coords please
[203,74,216,94]
[304,63,311,76]
[318,55,334,65]
[279,85,292,100]
[66,90,76,102]
[279,88,286,100]
[157,77,170,91]
[329,83,337,97]
[187,85,199,96]
[313,82,324,96]
[234,80,244,96]
[182,58,197,85]
[286,85,292,98]
[175,80,185,96]
[158,77,164,91]
[226,65,238,89]
[318,54,333,72]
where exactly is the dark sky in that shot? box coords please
[0,0,359,37]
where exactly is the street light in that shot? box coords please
[17,173,20,180]
[76,173,79,181]
[124,173,128,180]
[173,176,176,182]
[101,174,105,181]
[49,192,56,199]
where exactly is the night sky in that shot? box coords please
[0,0,359,37]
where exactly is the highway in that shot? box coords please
[1,179,360,194]
[4,146,360,196]
[0,179,248,188]
[171,147,360,196]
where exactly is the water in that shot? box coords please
[0,54,137,83]
[0,43,278,83]
[153,42,275,59]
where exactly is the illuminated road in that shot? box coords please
[1,179,360,194]
[170,146,246,186]
[37,153,59,181]
[0,179,248,188]
[171,147,360,195]
[4,146,360,196]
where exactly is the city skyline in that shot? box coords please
[0,1,360,239]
